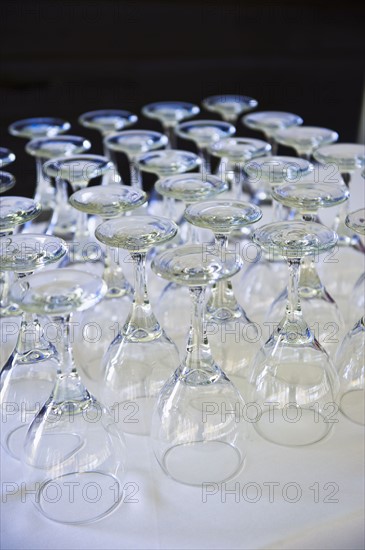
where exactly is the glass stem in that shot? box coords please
[103,244,131,298]
[200,147,211,175]
[286,259,302,322]
[129,157,142,189]
[267,136,278,156]
[164,125,176,149]
[58,315,77,376]
[184,286,212,372]
[333,172,351,234]
[207,234,239,316]
[123,252,160,339]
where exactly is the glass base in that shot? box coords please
[159,441,244,486]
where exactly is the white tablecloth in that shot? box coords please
[1,166,364,550]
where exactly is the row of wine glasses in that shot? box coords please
[1,98,364,527]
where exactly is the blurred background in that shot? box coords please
[1,0,364,196]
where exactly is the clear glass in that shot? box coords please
[176,120,236,174]
[79,109,138,183]
[154,174,228,349]
[335,208,365,425]
[202,94,258,123]
[267,182,349,356]
[69,185,147,381]
[249,221,340,446]
[314,143,365,250]
[0,234,67,459]
[44,155,114,263]
[95,215,180,436]
[26,135,92,236]
[244,155,313,207]
[8,117,71,209]
[142,101,200,148]
[11,268,126,524]
[0,196,42,318]
[104,130,168,188]
[184,200,262,389]
[209,137,271,202]
[137,149,201,219]
[275,126,338,159]
[151,244,248,485]
[242,111,303,155]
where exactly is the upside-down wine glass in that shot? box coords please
[275,126,338,160]
[209,137,271,201]
[335,208,365,425]
[0,234,67,459]
[242,111,303,156]
[249,221,340,446]
[8,117,71,210]
[69,184,147,382]
[235,157,313,323]
[44,155,114,263]
[137,149,201,219]
[95,216,180,435]
[104,130,168,188]
[268,182,349,356]
[184,200,262,391]
[314,143,365,250]
[11,268,126,524]
[202,94,258,124]
[151,244,248,485]
[79,109,138,184]
[176,120,235,174]
[154,174,228,352]
[0,196,42,317]
[26,135,92,238]
[142,101,200,149]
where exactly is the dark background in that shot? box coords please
[1,0,364,197]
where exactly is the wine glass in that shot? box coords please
[0,147,16,168]
[275,126,338,160]
[26,135,92,237]
[142,101,200,148]
[242,111,303,155]
[249,221,340,446]
[268,182,349,356]
[313,143,365,250]
[335,208,365,425]
[184,200,262,391]
[202,94,258,123]
[243,155,313,207]
[154,174,228,352]
[175,120,236,174]
[95,215,180,435]
[209,137,271,201]
[137,149,201,218]
[79,109,138,184]
[43,155,114,263]
[0,196,41,318]
[11,268,126,524]
[8,117,71,209]
[104,130,168,188]
[234,157,313,323]
[0,172,16,194]
[0,234,67,459]
[151,244,248,485]
[69,184,147,381]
